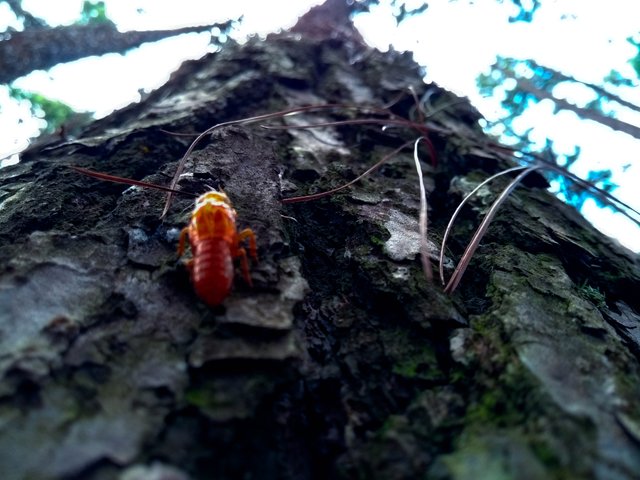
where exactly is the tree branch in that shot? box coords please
[517,77,640,140]
[0,22,223,83]
[527,59,640,115]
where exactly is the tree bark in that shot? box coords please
[0,24,639,480]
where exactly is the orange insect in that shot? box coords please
[69,166,257,306]
[178,190,257,306]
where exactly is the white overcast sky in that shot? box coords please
[1,0,639,251]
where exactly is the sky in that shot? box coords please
[1,0,639,251]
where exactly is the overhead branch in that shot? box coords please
[526,59,640,115]
[0,21,228,83]
[517,77,640,140]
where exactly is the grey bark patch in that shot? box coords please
[188,332,299,366]
[221,257,309,330]
[120,462,191,480]
[481,247,640,477]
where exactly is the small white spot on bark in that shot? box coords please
[383,209,422,261]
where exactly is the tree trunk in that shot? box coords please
[0,29,639,480]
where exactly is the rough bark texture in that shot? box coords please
[1,29,639,480]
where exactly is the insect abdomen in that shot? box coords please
[190,237,234,307]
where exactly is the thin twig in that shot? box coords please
[261,117,420,132]
[408,85,426,124]
[439,165,529,285]
[489,144,640,224]
[444,166,539,294]
[544,163,640,225]
[69,166,198,197]
[413,137,432,281]
[282,140,415,204]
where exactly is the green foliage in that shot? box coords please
[577,282,606,309]
[627,35,640,78]
[350,0,428,23]
[477,56,626,213]
[78,1,110,25]
[393,2,428,25]
[392,347,437,379]
[507,0,542,23]
[605,35,640,86]
[562,170,618,210]
[604,69,635,87]
[8,87,75,133]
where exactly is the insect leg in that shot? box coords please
[236,247,253,287]
[238,228,258,262]
[177,227,190,257]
